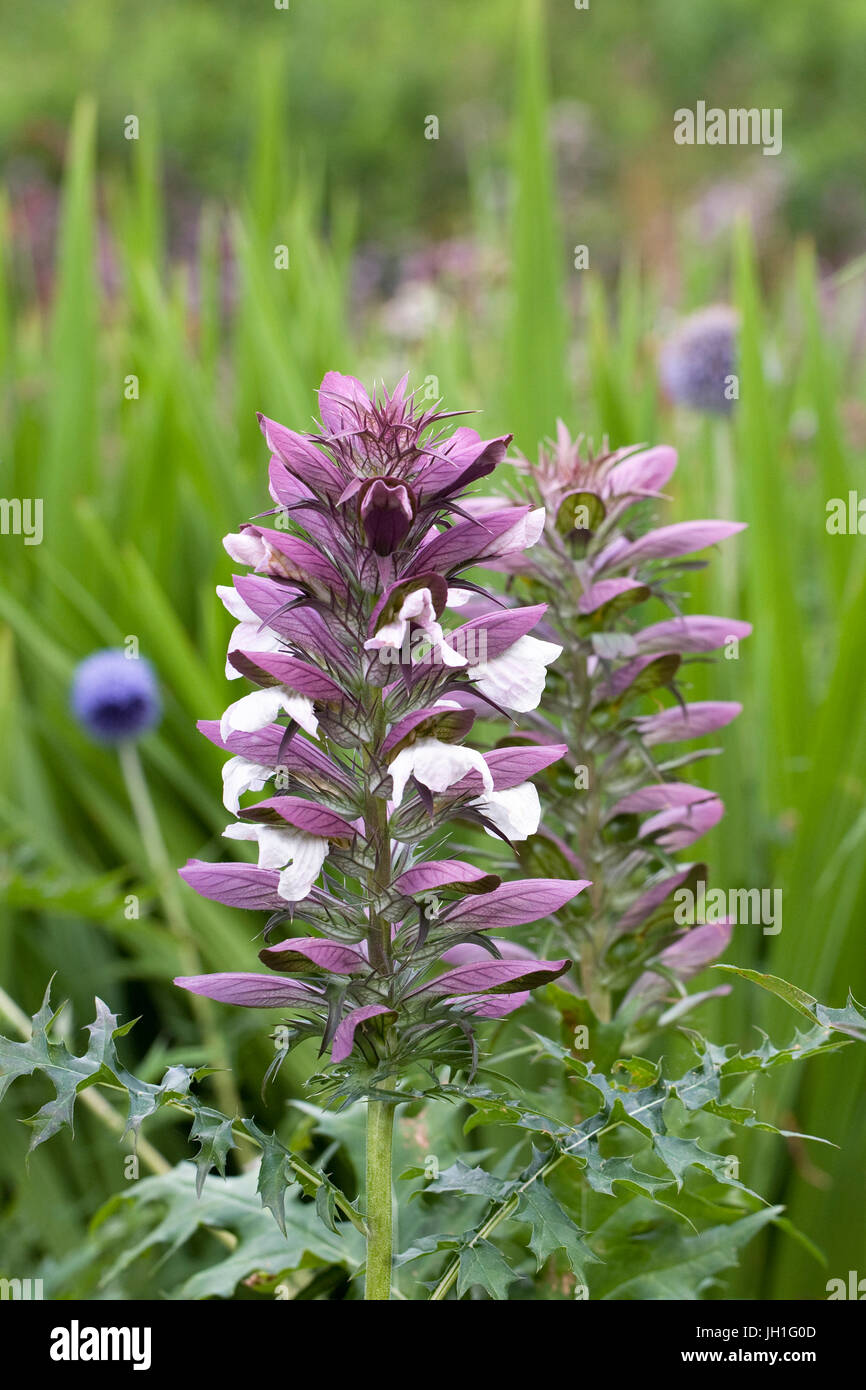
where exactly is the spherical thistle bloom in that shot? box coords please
[173,371,590,1077]
[659,305,739,415]
[71,649,161,743]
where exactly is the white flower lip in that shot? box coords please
[446,587,473,608]
[220,687,319,741]
[217,585,283,680]
[223,531,267,567]
[471,782,541,841]
[222,821,328,902]
[364,586,467,668]
[388,736,495,807]
[468,634,562,713]
[221,755,272,814]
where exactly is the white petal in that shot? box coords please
[524,507,547,548]
[486,508,546,558]
[224,822,297,871]
[224,819,329,901]
[216,585,258,623]
[220,688,286,739]
[221,756,272,814]
[388,737,494,807]
[364,617,408,652]
[446,587,472,608]
[220,687,285,740]
[435,633,469,668]
[418,615,466,668]
[233,620,282,654]
[276,832,330,902]
[399,588,436,625]
[472,783,541,841]
[255,825,302,872]
[279,691,319,739]
[219,686,318,741]
[520,634,563,665]
[387,746,415,807]
[225,619,280,680]
[223,531,266,567]
[468,634,562,713]
[472,658,545,712]
[222,821,259,844]
[364,588,467,669]
[409,616,467,669]
[363,587,435,655]
[224,821,321,885]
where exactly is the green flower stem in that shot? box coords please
[117,740,242,1127]
[365,1094,396,1300]
[713,418,737,614]
[358,684,398,1298]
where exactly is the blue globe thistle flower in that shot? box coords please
[71,649,161,743]
[659,305,739,415]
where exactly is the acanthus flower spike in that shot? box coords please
[493,424,748,1037]
[175,375,585,1076]
[172,376,593,1300]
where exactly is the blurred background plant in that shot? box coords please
[1,0,864,1298]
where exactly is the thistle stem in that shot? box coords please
[713,418,737,612]
[364,1095,396,1300]
[117,739,243,1126]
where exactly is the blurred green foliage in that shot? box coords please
[2,0,865,252]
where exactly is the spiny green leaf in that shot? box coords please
[714,1027,851,1075]
[443,1015,855,1232]
[0,986,199,1150]
[597,1205,783,1301]
[0,986,362,1239]
[715,967,866,1042]
[189,1107,240,1197]
[577,1147,674,1198]
[419,1159,515,1202]
[91,1163,362,1300]
[517,1181,595,1276]
[241,1119,295,1235]
[456,1239,517,1300]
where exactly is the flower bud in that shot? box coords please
[359,477,416,556]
